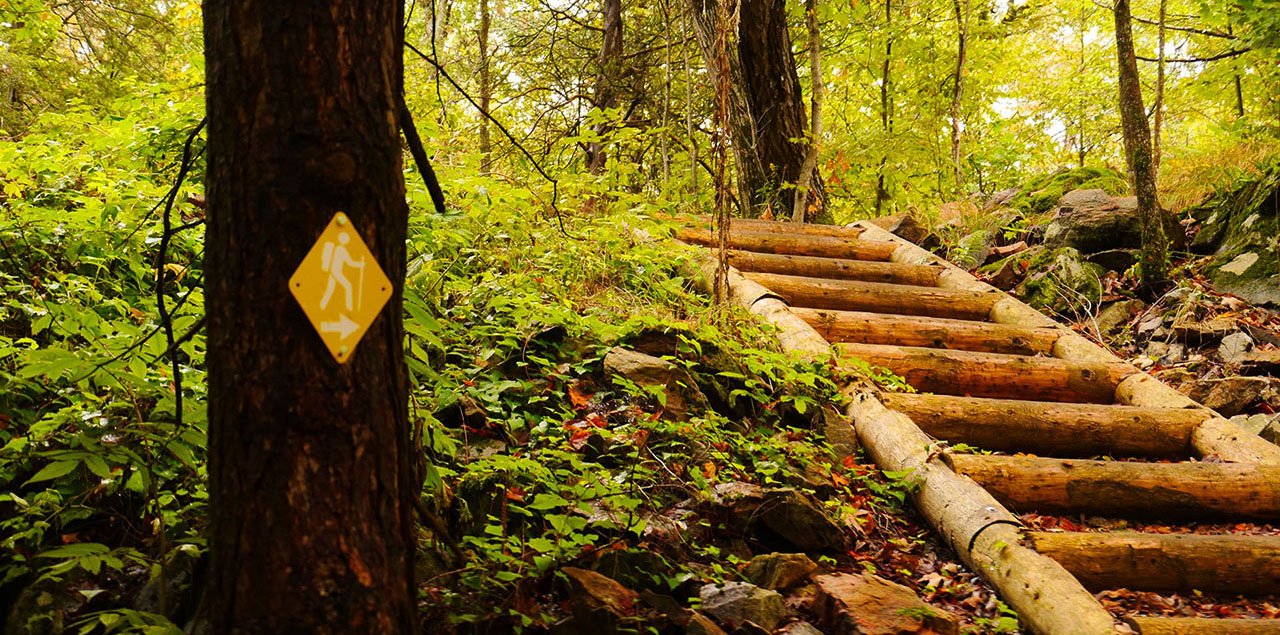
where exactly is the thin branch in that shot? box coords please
[1136,48,1250,63]
[404,42,570,237]
[398,97,449,216]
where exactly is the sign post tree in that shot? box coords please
[197,2,417,631]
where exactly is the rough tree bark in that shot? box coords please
[875,0,894,215]
[586,0,624,173]
[1152,0,1165,175]
[198,1,417,632]
[1113,0,1169,292]
[791,0,824,222]
[690,0,827,221]
[478,0,493,172]
[949,0,969,192]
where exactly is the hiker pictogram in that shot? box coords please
[288,212,393,363]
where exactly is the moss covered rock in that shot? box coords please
[1190,160,1280,306]
[1015,247,1106,316]
[1009,167,1129,214]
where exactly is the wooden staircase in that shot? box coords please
[676,217,1280,635]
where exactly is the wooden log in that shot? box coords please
[1027,531,1280,595]
[797,308,1058,355]
[838,343,1130,404]
[946,454,1280,520]
[846,393,1118,635]
[664,215,867,239]
[879,393,1205,457]
[856,221,1280,466]
[685,256,830,360]
[744,272,999,320]
[726,250,941,286]
[1125,617,1280,634]
[676,227,897,261]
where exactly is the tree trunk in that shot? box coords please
[748,274,998,319]
[791,0,824,222]
[587,0,624,173]
[1113,0,1169,293]
[730,253,940,286]
[690,0,825,220]
[949,0,968,193]
[478,0,493,173]
[199,2,417,632]
[676,228,897,261]
[800,308,1058,354]
[1152,0,1165,176]
[875,0,894,215]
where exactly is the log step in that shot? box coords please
[1027,531,1280,595]
[744,272,999,320]
[727,251,941,286]
[1124,617,1280,634]
[796,308,1058,355]
[946,454,1280,520]
[667,215,867,240]
[879,393,1206,457]
[675,228,898,261]
[838,343,1132,404]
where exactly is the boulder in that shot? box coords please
[743,553,820,591]
[603,347,706,419]
[698,582,786,631]
[813,573,959,635]
[684,611,730,635]
[888,215,938,249]
[778,621,825,635]
[1230,414,1277,437]
[1043,190,1182,254]
[562,567,639,620]
[1190,162,1280,306]
[708,482,845,551]
[1015,247,1106,316]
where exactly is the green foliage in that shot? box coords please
[1008,166,1128,213]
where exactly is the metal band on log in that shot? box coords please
[743,272,999,320]
[1027,531,1280,595]
[879,393,1205,457]
[727,250,941,286]
[838,343,1132,404]
[796,307,1058,355]
[676,227,897,261]
[946,454,1280,520]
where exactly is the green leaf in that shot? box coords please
[25,459,81,485]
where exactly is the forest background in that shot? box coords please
[1,0,1279,632]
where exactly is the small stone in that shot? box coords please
[563,567,638,620]
[1095,299,1146,335]
[813,573,959,635]
[777,621,825,635]
[698,582,785,631]
[1219,332,1255,365]
[743,553,819,590]
[1229,414,1274,436]
[1198,377,1270,417]
[684,611,729,635]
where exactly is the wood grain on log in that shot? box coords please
[879,393,1205,457]
[676,227,897,261]
[745,272,999,320]
[797,308,1057,355]
[1028,531,1280,594]
[947,454,1280,519]
[1124,616,1280,634]
[838,343,1130,403]
[727,250,941,286]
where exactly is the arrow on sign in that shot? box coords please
[320,314,359,340]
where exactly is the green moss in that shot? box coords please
[1015,247,1106,316]
[1009,167,1128,213]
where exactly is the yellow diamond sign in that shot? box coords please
[289,212,393,364]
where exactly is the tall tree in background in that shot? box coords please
[198,1,417,631]
[875,0,895,215]
[1113,0,1168,292]
[791,0,824,222]
[479,0,494,173]
[586,0,624,173]
[950,0,970,192]
[691,0,826,221]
